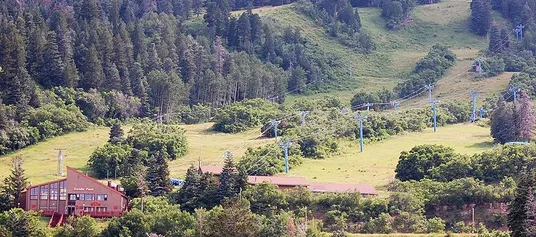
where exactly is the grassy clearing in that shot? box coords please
[168,123,273,179]
[288,123,493,191]
[0,126,111,184]
[278,0,488,105]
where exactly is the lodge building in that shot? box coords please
[199,166,379,196]
[22,166,128,220]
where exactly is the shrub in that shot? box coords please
[126,123,188,160]
[24,103,89,138]
[213,99,280,133]
[395,145,460,181]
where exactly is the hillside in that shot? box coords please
[265,0,499,105]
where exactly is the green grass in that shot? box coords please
[288,123,493,191]
[0,123,272,184]
[266,0,489,105]
[0,126,111,184]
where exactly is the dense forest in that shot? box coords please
[0,0,370,154]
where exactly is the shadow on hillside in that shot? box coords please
[466,141,494,150]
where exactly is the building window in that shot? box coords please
[96,207,107,213]
[84,194,94,201]
[30,188,39,200]
[96,194,107,201]
[59,181,66,200]
[40,185,48,200]
[83,207,95,212]
[50,183,58,200]
[78,194,85,201]
[69,194,77,201]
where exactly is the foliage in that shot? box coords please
[1,156,27,210]
[508,172,536,237]
[87,143,133,179]
[395,45,456,98]
[127,123,188,160]
[238,143,303,175]
[25,104,89,139]
[491,93,535,143]
[146,151,172,196]
[470,0,492,36]
[213,98,280,133]
[108,123,124,144]
[243,182,288,216]
[395,144,462,181]
[0,209,50,237]
[54,215,99,237]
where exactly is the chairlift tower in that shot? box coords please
[55,149,66,176]
[425,84,434,103]
[470,91,479,123]
[431,100,440,132]
[270,120,281,141]
[354,113,367,152]
[280,139,292,174]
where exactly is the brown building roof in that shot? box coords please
[200,165,378,195]
[248,176,309,186]
[308,183,378,195]
[199,166,224,176]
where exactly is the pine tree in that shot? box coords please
[146,151,172,196]
[2,156,27,208]
[516,91,535,142]
[81,45,104,90]
[109,123,124,143]
[147,43,162,72]
[490,99,516,143]
[524,187,536,236]
[509,172,536,237]
[217,154,241,202]
[288,66,307,94]
[470,0,492,36]
[488,25,502,53]
[105,64,122,92]
[130,62,150,116]
[237,13,252,52]
[176,165,201,212]
[199,172,219,209]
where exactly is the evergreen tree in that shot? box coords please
[80,45,104,90]
[217,154,241,202]
[471,0,492,36]
[199,172,219,209]
[288,66,307,94]
[105,64,122,92]
[109,123,124,143]
[2,156,27,208]
[40,31,65,88]
[509,172,536,237]
[146,151,172,196]
[176,165,201,212]
[516,91,535,142]
[524,187,536,236]
[130,62,150,116]
[488,25,502,53]
[237,13,253,52]
[500,28,511,49]
[491,99,516,143]
[147,43,162,72]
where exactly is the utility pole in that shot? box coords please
[354,113,367,152]
[280,139,292,174]
[300,111,309,126]
[510,86,520,102]
[270,120,281,141]
[391,101,399,111]
[365,103,373,111]
[425,84,434,103]
[470,91,479,123]
[517,24,525,42]
[475,58,484,74]
[431,100,440,133]
[55,149,66,176]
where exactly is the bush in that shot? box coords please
[24,104,89,139]
[238,143,303,175]
[180,104,211,124]
[126,123,188,160]
[213,99,280,133]
[395,145,461,181]
[87,143,133,179]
